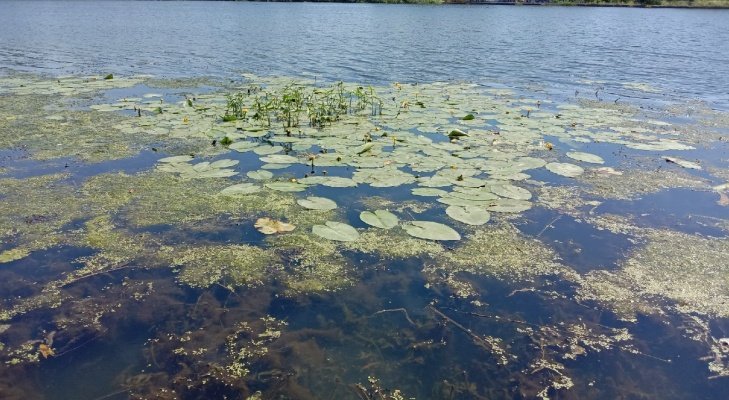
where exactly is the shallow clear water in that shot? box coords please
[1,2,729,400]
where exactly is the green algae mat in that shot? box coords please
[0,74,729,399]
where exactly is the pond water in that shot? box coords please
[1,2,729,400]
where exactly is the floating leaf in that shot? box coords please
[462,114,475,121]
[664,156,701,170]
[209,159,239,169]
[247,170,274,180]
[253,145,284,155]
[403,221,460,241]
[229,141,259,152]
[445,206,491,226]
[718,192,729,207]
[567,151,604,164]
[220,183,262,196]
[312,221,360,242]
[412,188,448,197]
[359,210,398,229]
[487,199,532,213]
[448,129,468,139]
[491,184,532,200]
[320,177,358,188]
[39,343,54,359]
[158,155,194,163]
[255,218,295,234]
[545,162,584,178]
[265,181,307,192]
[297,196,337,211]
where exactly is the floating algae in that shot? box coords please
[578,229,729,319]
[428,222,577,283]
[173,245,280,289]
[1,73,729,398]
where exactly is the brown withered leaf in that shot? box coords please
[254,218,295,235]
[718,191,729,207]
[39,343,54,359]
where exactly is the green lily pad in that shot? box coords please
[158,155,194,163]
[297,196,338,211]
[403,221,461,241]
[545,162,584,178]
[312,221,360,242]
[359,210,399,229]
[445,206,491,226]
[253,145,284,155]
[247,170,274,180]
[567,151,605,164]
[319,177,358,188]
[490,184,532,200]
[265,181,307,192]
[220,183,262,196]
[412,188,448,197]
[229,141,259,152]
[487,199,532,213]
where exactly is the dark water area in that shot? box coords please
[1,1,729,109]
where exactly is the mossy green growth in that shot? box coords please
[430,223,576,282]
[270,231,352,294]
[173,244,280,289]
[578,229,729,319]
[0,248,31,264]
[0,173,83,254]
[81,171,297,227]
[344,229,445,259]
[0,95,147,162]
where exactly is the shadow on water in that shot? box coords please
[517,207,635,273]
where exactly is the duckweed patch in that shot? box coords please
[430,222,576,282]
[579,230,729,319]
[174,245,280,289]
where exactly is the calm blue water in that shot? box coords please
[1,1,729,108]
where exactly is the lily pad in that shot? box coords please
[229,141,259,152]
[312,221,360,242]
[545,162,584,178]
[359,210,399,229]
[403,221,461,241]
[254,218,295,235]
[491,184,532,200]
[265,181,307,192]
[253,145,284,155]
[158,155,194,163]
[297,196,338,211]
[412,188,448,197]
[247,170,274,180]
[567,151,605,164]
[487,199,532,213]
[445,206,491,226]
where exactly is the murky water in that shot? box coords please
[2,2,729,400]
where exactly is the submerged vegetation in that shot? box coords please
[0,73,728,398]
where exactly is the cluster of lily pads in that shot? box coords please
[47,73,703,244]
